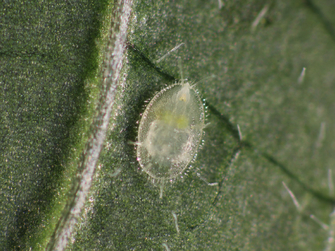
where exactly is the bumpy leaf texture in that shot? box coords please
[1,0,335,250]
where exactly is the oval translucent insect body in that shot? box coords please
[137,81,205,184]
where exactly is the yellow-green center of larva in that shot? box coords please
[158,111,189,129]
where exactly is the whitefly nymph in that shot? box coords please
[136,76,205,198]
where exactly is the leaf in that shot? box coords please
[0,0,125,249]
[2,0,335,250]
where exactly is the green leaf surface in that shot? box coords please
[1,0,111,249]
[2,0,335,250]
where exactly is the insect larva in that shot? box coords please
[136,78,205,197]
